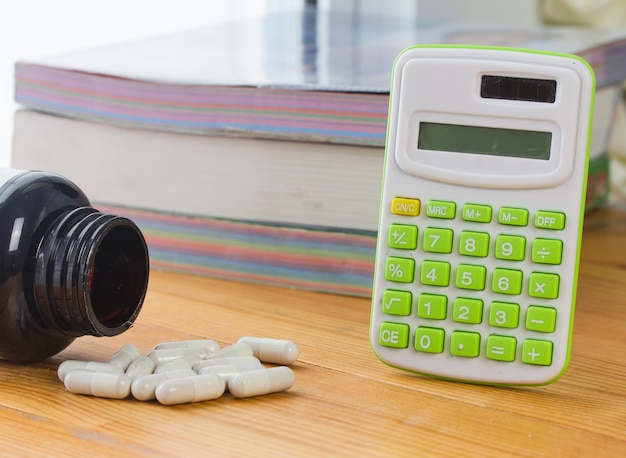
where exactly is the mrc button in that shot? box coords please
[426,200,456,219]
[535,211,565,230]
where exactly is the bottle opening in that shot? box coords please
[90,225,149,329]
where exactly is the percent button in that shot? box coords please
[384,256,415,283]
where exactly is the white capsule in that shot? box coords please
[154,354,203,374]
[198,361,265,385]
[153,339,220,354]
[125,356,156,380]
[193,355,262,373]
[228,366,295,398]
[64,370,132,399]
[131,369,196,401]
[57,360,122,382]
[155,373,225,405]
[206,342,253,360]
[108,344,142,370]
[237,337,299,365]
[147,347,213,365]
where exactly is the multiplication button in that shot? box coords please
[529,272,560,299]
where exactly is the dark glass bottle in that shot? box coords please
[0,169,149,362]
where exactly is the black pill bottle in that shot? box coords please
[0,169,149,362]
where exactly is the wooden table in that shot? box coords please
[1,208,626,457]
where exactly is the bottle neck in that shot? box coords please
[32,207,149,337]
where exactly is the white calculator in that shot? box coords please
[369,46,595,385]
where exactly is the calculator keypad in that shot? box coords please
[378,197,567,369]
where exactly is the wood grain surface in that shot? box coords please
[0,209,625,457]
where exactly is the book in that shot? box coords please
[13,7,626,147]
[95,204,377,298]
[11,8,626,295]
[11,109,383,232]
[11,83,621,233]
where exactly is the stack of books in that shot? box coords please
[11,6,626,296]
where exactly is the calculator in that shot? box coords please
[369,46,595,385]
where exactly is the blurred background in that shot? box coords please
[0,0,545,167]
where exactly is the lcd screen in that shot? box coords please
[418,122,552,160]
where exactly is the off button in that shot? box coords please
[534,211,565,230]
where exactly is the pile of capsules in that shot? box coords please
[57,336,299,405]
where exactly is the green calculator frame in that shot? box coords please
[369,45,595,385]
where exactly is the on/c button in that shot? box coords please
[391,197,420,216]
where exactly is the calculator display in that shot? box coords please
[418,122,552,160]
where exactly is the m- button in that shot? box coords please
[498,207,529,227]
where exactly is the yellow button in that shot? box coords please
[391,197,420,216]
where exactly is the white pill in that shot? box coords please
[108,344,142,370]
[131,369,196,401]
[154,355,203,374]
[57,360,122,382]
[193,355,262,373]
[228,366,295,398]
[153,339,220,354]
[198,361,265,385]
[156,373,225,405]
[147,347,213,365]
[237,337,299,365]
[206,342,253,360]
[125,356,156,380]
[64,370,132,399]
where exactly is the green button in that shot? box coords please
[420,260,451,287]
[414,327,445,353]
[535,211,565,230]
[531,238,563,265]
[385,257,415,283]
[450,331,481,358]
[526,306,557,333]
[453,297,483,324]
[455,264,487,291]
[417,293,447,320]
[529,272,560,299]
[489,301,520,328]
[522,339,553,366]
[379,322,410,348]
[382,290,412,316]
[492,268,523,295]
[486,335,517,362]
[422,227,454,254]
[499,207,529,227]
[462,204,492,223]
[459,231,490,257]
[388,224,418,250]
[426,200,456,219]
[495,235,526,261]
